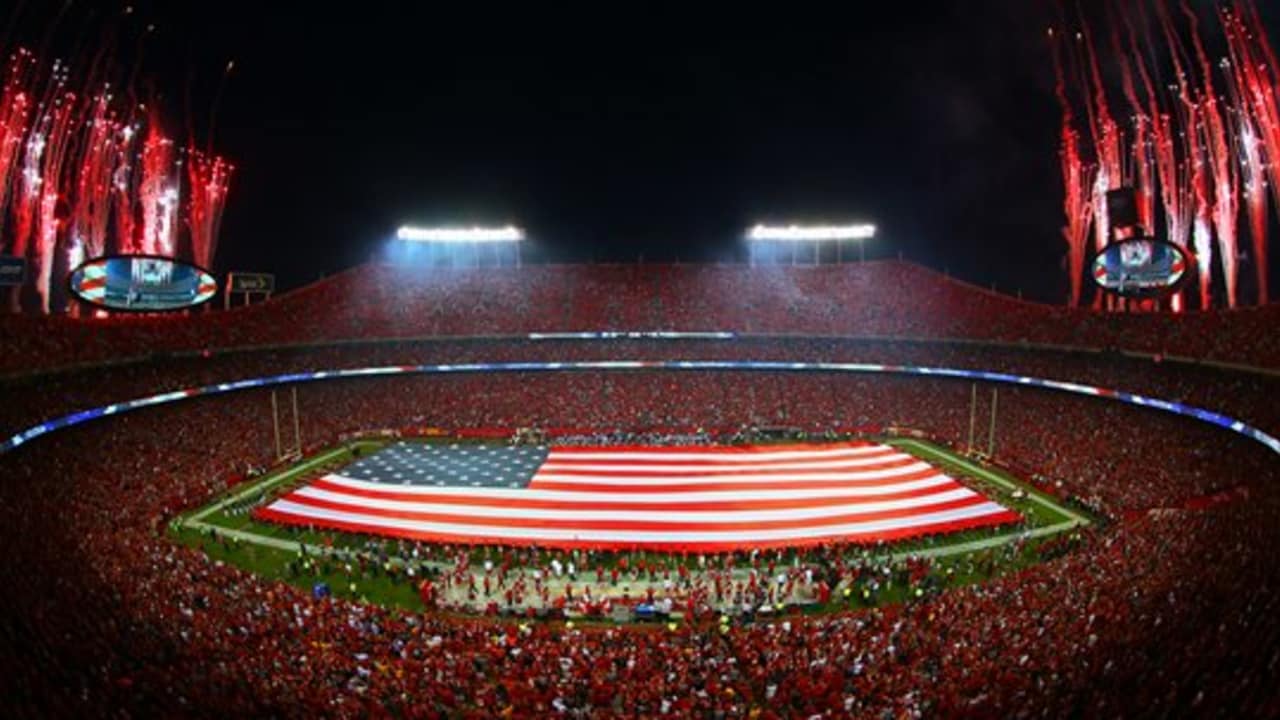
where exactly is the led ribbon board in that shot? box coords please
[4,361,1278,457]
[527,332,737,340]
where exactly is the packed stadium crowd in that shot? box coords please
[5,261,1280,375]
[6,334,1280,440]
[1,262,1279,716]
[1,359,1278,716]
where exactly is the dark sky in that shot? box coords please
[15,2,1280,302]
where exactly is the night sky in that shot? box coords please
[12,2,1280,302]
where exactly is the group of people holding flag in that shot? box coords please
[1,346,1277,716]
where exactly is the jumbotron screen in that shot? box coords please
[1091,237,1189,298]
[68,255,218,311]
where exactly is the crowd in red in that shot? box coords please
[5,261,1280,376]
[2,263,1278,715]
[5,336,1278,514]
[1,353,1279,716]
[7,334,1280,436]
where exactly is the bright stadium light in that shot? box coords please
[747,223,876,241]
[395,225,524,243]
[746,223,877,265]
[747,221,875,240]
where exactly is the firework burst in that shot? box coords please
[0,19,233,313]
[1052,0,1279,309]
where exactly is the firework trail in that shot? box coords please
[67,89,116,266]
[0,49,35,245]
[137,115,178,256]
[1182,1,1240,308]
[32,86,76,313]
[186,148,232,270]
[1108,7,1154,234]
[1125,3,1192,311]
[1077,10,1125,261]
[1187,109,1216,311]
[185,60,234,270]
[1049,27,1095,307]
[1154,0,1215,309]
[1220,0,1278,303]
[111,120,138,254]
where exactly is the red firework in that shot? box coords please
[185,148,232,271]
[0,28,233,313]
[1049,28,1095,307]
[1052,0,1278,309]
[1220,1,1280,304]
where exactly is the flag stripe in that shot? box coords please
[285,485,984,524]
[530,461,933,486]
[536,453,919,476]
[318,472,959,502]
[259,442,1020,551]
[541,444,884,461]
[302,476,965,512]
[266,493,1001,533]
[257,500,1017,547]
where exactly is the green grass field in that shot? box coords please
[168,436,1094,618]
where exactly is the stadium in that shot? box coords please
[2,262,1279,716]
[3,3,1280,718]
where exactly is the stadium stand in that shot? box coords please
[1,263,1279,716]
[1,368,1278,716]
[4,261,1280,376]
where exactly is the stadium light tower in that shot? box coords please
[395,225,525,243]
[393,225,525,267]
[746,223,876,265]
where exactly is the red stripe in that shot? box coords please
[542,448,898,468]
[536,454,913,476]
[527,467,942,493]
[253,507,1022,552]
[270,491,993,533]
[547,441,872,455]
[305,476,961,511]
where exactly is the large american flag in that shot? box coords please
[257,441,1020,551]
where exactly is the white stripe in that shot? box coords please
[263,500,1012,543]
[532,461,935,486]
[321,472,957,502]
[285,485,980,523]
[538,452,915,474]
[545,445,888,462]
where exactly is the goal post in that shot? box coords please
[271,387,303,463]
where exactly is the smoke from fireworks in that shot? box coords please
[0,28,233,313]
[1051,0,1279,309]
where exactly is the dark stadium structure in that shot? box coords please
[2,261,1279,717]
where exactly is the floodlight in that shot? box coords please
[396,225,524,243]
[747,224,875,241]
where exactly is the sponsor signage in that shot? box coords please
[228,272,275,293]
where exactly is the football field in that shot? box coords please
[170,436,1091,616]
